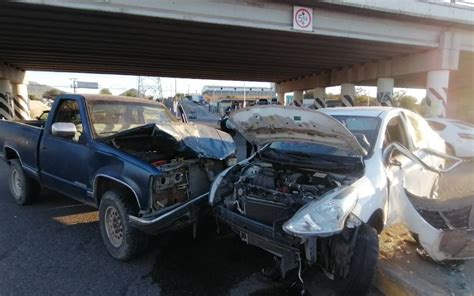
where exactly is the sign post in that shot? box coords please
[293,6,313,32]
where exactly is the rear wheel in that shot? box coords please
[8,159,39,205]
[99,190,148,261]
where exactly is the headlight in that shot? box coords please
[283,187,358,237]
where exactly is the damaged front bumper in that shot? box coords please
[215,205,304,278]
[128,192,208,234]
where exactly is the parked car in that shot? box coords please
[188,109,197,119]
[0,94,235,260]
[210,106,468,295]
[426,117,474,158]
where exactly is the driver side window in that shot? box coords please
[54,100,84,143]
[383,115,409,150]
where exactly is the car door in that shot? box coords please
[39,98,92,201]
[403,111,441,198]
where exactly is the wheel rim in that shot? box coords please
[11,169,22,198]
[104,206,124,248]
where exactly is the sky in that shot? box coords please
[27,71,427,101]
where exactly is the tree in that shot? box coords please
[393,90,419,112]
[120,88,139,97]
[99,88,112,95]
[354,87,377,106]
[28,94,40,101]
[43,89,64,99]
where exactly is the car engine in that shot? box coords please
[222,161,352,226]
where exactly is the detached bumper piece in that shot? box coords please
[215,205,302,278]
[128,192,208,234]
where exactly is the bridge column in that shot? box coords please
[426,70,449,117]
[0,79,13,120]
[313,87,327,109]
[340,83,355,107]
[11,83,30,120]
[377,78,394,106]
[293,90,303,107]
[277,92,285,105]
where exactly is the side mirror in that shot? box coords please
[52,122,76,138]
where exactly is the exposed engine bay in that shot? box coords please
[102,124,230,213]
[220,160,356,226]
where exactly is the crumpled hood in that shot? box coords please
[230,106,366,156]
[155,122,235,160]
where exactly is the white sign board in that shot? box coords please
[293,6,313,32]
[76,81,98,89]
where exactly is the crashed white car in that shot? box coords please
[209,106,469,294]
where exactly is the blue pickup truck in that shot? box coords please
[0,94,235,260]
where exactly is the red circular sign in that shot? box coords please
[294,8,312,29]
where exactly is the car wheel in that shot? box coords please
[8,159,39,205]
[99,190,148,261]
[333,224,379,295]
[446,143,455,156]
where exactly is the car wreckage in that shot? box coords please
[209,106,472,294]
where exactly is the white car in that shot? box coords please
[426,117,474,158]
[209,106,468,295]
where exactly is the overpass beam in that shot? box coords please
[0,79,13,120]
[340,83,355,107]
[294,91,303,107]
[426,70,449,117]
[377,78,394,106]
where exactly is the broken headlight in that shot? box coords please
[283,187,358,237]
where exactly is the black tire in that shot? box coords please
[334,224,379,295]
[99,190,148,261]
[8,159,39,205]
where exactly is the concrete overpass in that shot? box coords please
[0,0,473,120]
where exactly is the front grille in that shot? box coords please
[416,205,472,230]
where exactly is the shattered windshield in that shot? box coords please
[87,100,176,137]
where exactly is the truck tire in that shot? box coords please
[8,159,39,205]
[334,224,379,295]
[99,190,148,261]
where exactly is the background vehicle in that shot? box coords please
[209,106,464,295]
[426,117,474,158]
[0,94,235,260]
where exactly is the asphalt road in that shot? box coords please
[0,117,472,295]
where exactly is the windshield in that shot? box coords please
[331,115,380,154]
[87,100,176,137]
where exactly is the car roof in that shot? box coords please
[320,106,397,118]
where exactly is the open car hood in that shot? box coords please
[230,106,366,156]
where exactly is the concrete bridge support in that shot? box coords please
[340,83,355,107]
[426,70,449,117]
[293,90,303,107]
[0,63,29,120]
[277,92,285,105]
[0,79,12,120]
[377,78,394,106]
[312,87,327,109]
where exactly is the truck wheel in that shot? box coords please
[8,159,39,205]
[334,224,379,295]
[99,190,148,261]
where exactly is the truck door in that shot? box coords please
[39,98,92,201]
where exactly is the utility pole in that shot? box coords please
[243,82,246,108]
[70,78,78,94]
[175,78,177,97]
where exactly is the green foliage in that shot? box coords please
[42,89,64,99]
[120,88,139,97]
[28,94,40,101]
[304,91,314,99]
[99,88,112,95]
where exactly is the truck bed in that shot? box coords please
[0,120,44,179]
